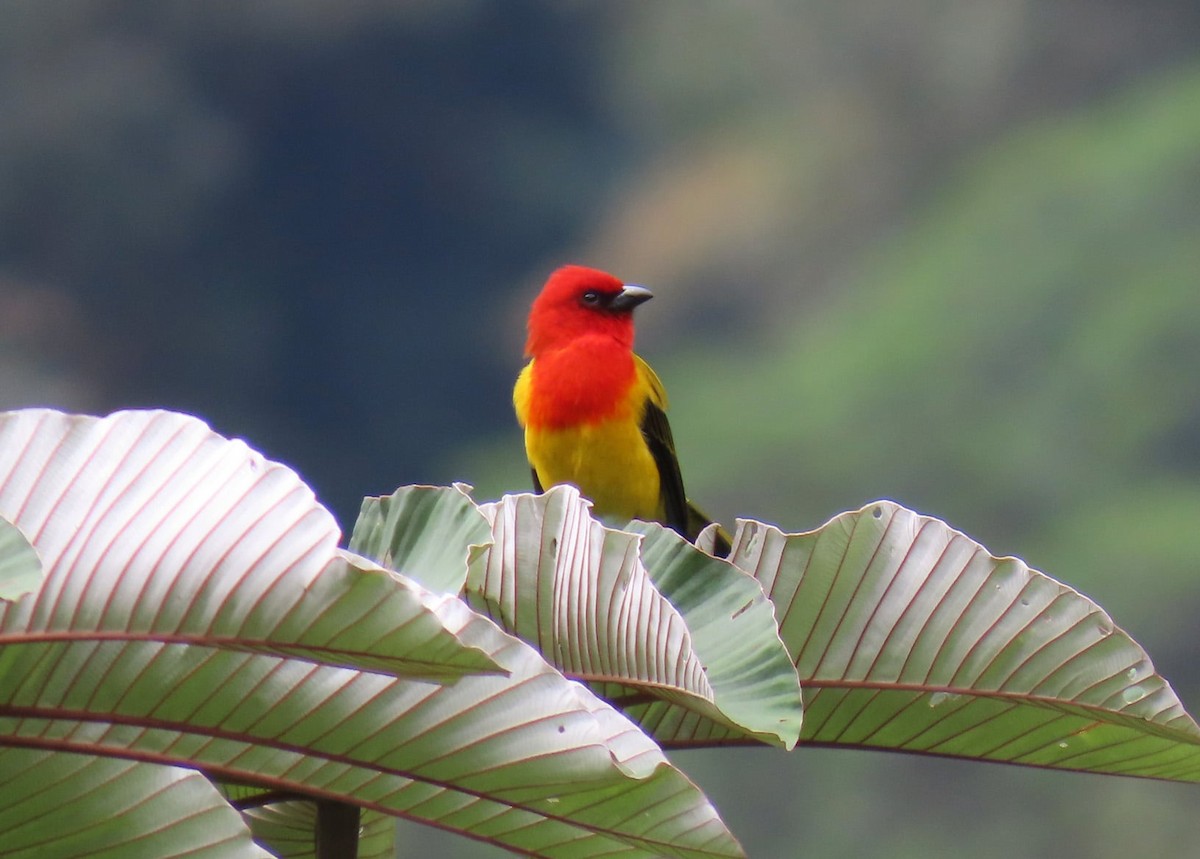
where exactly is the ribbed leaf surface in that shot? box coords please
[0,409,742,858]
[0,748,271,858]
[0,597,742,857]
[352,486,757,739]
[619,522,802,748]
[349,484,490,595]
[730,501,1200,778]
[355,487,804,748]
[0,409,496,681]
[468,488,716,711]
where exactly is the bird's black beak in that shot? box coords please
[609,284,653,311]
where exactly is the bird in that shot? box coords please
[513,264,731,556]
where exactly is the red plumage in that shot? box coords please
[515,264,731,555]
[525,265,636,357]
[522,266,640,429]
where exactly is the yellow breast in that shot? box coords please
[524,416,663,522]
[515,354,666,523]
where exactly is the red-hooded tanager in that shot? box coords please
[514,265,730,556]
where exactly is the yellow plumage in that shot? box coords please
[514,354,668,523]
[515,265,729,555]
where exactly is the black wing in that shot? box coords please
[639,396,690,537]
[530,466,544,493]
[635,355,731,556]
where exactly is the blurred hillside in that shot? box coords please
[3,3,1200,857]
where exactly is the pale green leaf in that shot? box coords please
[624,522,803,749]
[349,483,490,595]
[0,408,498,682]
[470,488,716,713]
[0,749,272,859]
[0,516,40,602]
[729,501,1200,779]
[466,490,803,748]
[0,595,743,858]
[0,410,742,858]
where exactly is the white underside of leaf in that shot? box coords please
[0,748,272,859]
[0,409,743,858]
[729,501,1200,778]
[471,488,715,707]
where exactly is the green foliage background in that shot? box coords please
[3,3,1199,856]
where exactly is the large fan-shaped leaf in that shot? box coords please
[0,409,496,681]
[0,748,271,859]
[359,487,804,747]
[349,484,491,595]
[0,409,742,858]
[729,501,1200,778]
[0,595,743,858]
[621,522,802,748]
[351,485,804,747]
[466,489,719,713]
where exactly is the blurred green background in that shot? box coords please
[3,2,1199,856]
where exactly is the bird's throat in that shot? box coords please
[525,342,638,429]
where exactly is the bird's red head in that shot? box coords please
[525,265,653,357]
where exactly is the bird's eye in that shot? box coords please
[581,290,600,305]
